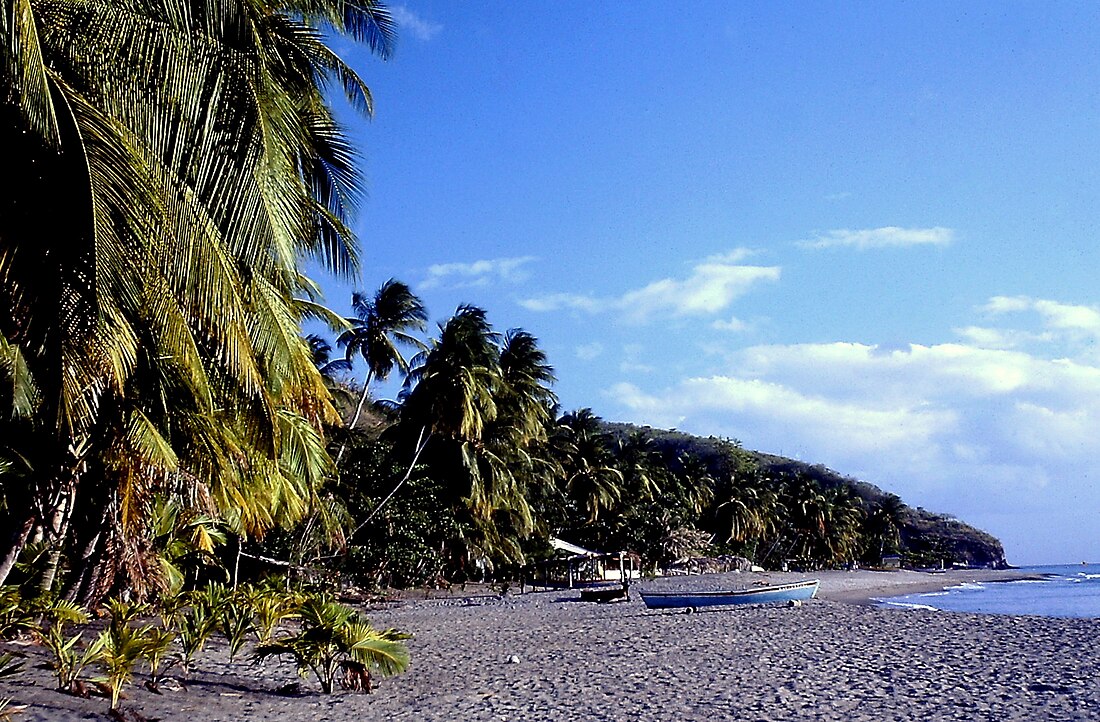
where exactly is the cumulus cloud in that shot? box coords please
[603,328,1100,562]
[982,296,1100,336]
[420,256,535,290]
[574,342,604,361]
[712,316,749,332]
[520,249,780,323]
[389,6,442,41]
[953,325,1054,350]
[798,226,954,250]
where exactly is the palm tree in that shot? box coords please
[717,472,775,547]
[353,306,501,540]
[863,493,905,563]
[335,281,427,464]
[615,432,664,504]
[553,410,624,525]
[1,0,396,598]
[401,306,501,443]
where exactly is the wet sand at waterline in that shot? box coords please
[3,568,1097,721]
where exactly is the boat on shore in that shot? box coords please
[639,579,819,611]
[579,581,630,603]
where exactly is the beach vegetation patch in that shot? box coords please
[254,592,409,694]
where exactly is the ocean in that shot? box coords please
[876,564,1100,618]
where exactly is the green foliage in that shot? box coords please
[0,0,397,611]
[34,599,98,693]
[217,589,255,663]
[141,626,176,687]
[255,593,409,694]
[94,599,159,709]
[39,626,102,693]
[0,696,28,722]
[151,496,229,593]
[0,653,24,680]
[0,588,34,639]
[175,593,218,674]
[246,581,303,644]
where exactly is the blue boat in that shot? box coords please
[639,579,819,611]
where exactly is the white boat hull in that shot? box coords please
[639,579,819,610]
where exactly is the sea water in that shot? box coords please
[876,564,1100,618]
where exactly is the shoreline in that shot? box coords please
[386,567,1043,607]
[2,567,1090,721]
[809,567,1043,605]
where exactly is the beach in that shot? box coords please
[3,569,1098,721]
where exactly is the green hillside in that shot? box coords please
[604,422,1007,569]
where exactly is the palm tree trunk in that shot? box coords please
[334,370,375,466]
[38,486,76,595]
[0,514,36,586]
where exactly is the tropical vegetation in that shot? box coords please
[1,0,1004,713]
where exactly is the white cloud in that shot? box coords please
[520,248,780,323]
[604,328,1100,563]
[420,256,534,290]
[619,263,779,320]
[712,315,749,332]
[389,6,442,41]
[574,342,604,361]
[520,292,602,314]
[798,226,954,250]
[976,296,1100,360]
[619,343,654,374]
[953,325,1054,350]
[981,295,1032,315]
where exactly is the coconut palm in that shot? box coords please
[255,593,409,694]
[493,330,557,447]
[553,410,624,525]
[401,305,502,445]
[463,329,557,563]
[717,475,773,546]
[335,281,427,463]
[863,493,906,563]
[0,0,396,598]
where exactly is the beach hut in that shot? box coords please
[531,538,639,588]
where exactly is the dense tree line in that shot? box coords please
[1,0,395,604]
[264,282,912,589]
[1,0,969,613]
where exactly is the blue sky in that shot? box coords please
[316,3,1100,566]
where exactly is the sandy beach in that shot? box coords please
[3,568,1098,721]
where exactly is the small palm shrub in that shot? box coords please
[0,696,28,721]
[247,581,302,644]
[33,598,98,693]
[174,586,221,674]
[217,588,254,663]
[142,627,176,688]
[255,593,409,694]
[0,587,34,639]
[95,599,158,709]
[0,653,23,680]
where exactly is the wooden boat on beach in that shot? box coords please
[639,579,819,611]
[579,581,629,603]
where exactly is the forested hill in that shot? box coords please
[603,422,1008,569]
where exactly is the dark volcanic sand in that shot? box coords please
[3,569,1096,721]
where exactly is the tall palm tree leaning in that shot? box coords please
[0,0,396,600]
[359,305,502,533]
[334,280,428,465]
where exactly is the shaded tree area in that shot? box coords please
[250,288,1004,590]
[0,0,398,605]
[1,0,1006,614]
